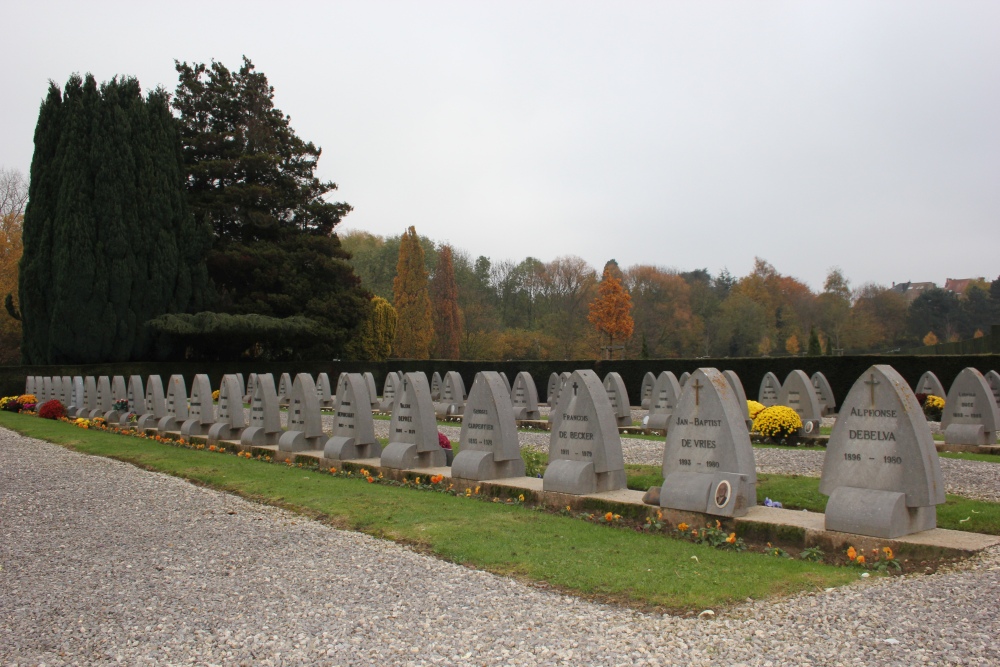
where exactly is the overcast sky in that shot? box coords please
[4,1,998,291]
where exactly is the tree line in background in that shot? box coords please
[343,230,1000,361]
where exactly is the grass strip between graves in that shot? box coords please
[0,411,859,613]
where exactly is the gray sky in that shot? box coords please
[4,1,998,290]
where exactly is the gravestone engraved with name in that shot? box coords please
[181,374,216,436]
[546,373,561,406]
[812,372,837,415]
[659,368,757,517]
[278,373,326,452]
[324,373,380,460]
[244,373,259,404]
[915,371,946,399]
[724,370,753,430]
[207,374,250,443]
[157,375,189,431]
[103,376,128,422]
[42,377,54,405]
[430,372,442,401]
[603,372,632,427]
[60,376,73,405]
[643,371,682,431]
[34,376,45,402]
[381,372,447,469]
[90,377,113,418]
[316,373,334,408]
[25,376,35,397]
[453,371,525,480]
[379,372,402,413]
[364,372,379,410]
[778,370,823,435]
[510,371,541,421]
[679,372,691,388]
[543,369,627,495]
[137,376,166,430]
[236,373,245,399]
[758,372,781,407]
[434,371,467,418]
[820,365,945,538]
[240,374,282,446]
[68,376,85,415]
[277,373,292,407]
[985,370,1000,412]
[640,372,656,409]
[118,375,145,426]
[80,377,98,418]
[941,367,1000,445]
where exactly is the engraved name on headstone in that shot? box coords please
[240,374,283,447]
[758,372,780,407]
[603,372,632,427]
[80,376,98,417]
[915,371,946,399]
[118,375,144,426]
[379,371,402,413]
[434,370,467,418]
[68,376,85,415]
[510,371,541,421]
[90,377,113,418]
[316,373,334,408]
[778,370,823,435]
[277,373,326,452]
[244,373,258,404]
[985,370,1000,412]
[546,372,561,406]
[277,372,292,407]
[380,372,446,470]
[180,374,216,436]
[643,371,681,431]
[941,367,1000,445]
[812,371,836,415]
[430,371,442,401]
[136,375,166,430]
[640,372,656,409]
[324,373,380,460]
[453,371,525,480]
[157,375,189,432]
[207,374,250,443]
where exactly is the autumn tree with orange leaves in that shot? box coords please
[392,226,434,359]
[588,263,634,359]
[431,245,462,359]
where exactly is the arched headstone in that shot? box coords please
[640,372,656,409]
[430,372,442,401]
[137,376,166,430]
[277,373,325,452]
[758,372,780,407]
[603,372,631,427]
[118,375,144,426]
[207,374,249,443]
[778,370,823,435]
[157,375,189,432]
[820,365,945,537]
[510,371,541,421]
[68,377,85,415]
[80,377,98,417]
[235,373,246,399]
[453,371,525,480]
[240,374,282,446]
[25,376,35,396]
[317,373,334,408]
[38,377,50,403]
[103,376,128,422]
[679,372,691,388]
[643,371,681,431]
[244,373,258,404]
[434,371,467,417]
[546,373,561,406]
[379,372,402,412]
[181,374,216,436]
[499,371,511,395]
[985,370,1000,412]
[91,377,113,418]
[324,373,380,460]
[381,372,446,469]
[544,369,626,495]
[915,371,946,399]
[723,370,752,430]
[364,372,378,410]
[811,372,836,415]
[277,373,292,407]
[659,368,757,517]
[60,376,72,405]
[46,377,59,405]
[942,367,1000,445]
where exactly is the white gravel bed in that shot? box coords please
[4,428,1000,666]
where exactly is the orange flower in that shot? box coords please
[430,474,443,484]
[856,555,865,565]
[726,533,736,544]
[715,520,721,529]
[883,547,894,560]
[415,477,421,485]
[677,522,689,532]
[366,476,374,483]
[360,468,369,477]
[605,512,614,522]
[208,445,217,452]
[846,546,857,561]
[329,467,337,474]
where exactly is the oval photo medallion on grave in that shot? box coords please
[714,480,731,509]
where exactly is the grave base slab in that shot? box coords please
[660,471,755,518]
[824,486,936,539]
[451,450,526,481]
[324,436,381,461]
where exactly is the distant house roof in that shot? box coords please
[890,281,937,303]
[944,278,983,298]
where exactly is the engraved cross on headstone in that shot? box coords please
[572,382,579,396]
[692,379,703,406]
[864,373,880,407]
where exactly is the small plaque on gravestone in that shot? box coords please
[985,370,1000,412]
[317,373,334,408]
[603,372,632,427]
[679,372,691,388]
[915,371,946,399]
[640,372,656,409]
[941,367,1000,446]
[430,372,442,401]
[820,365,945,538]
[157,375,189,431]
[453,371,525,480]
[207,374,249,443]
[181,374,216,436]
[434,371,467,418]
[543,369,627,495]
[244,373,258,404]
[812,372,836,415]
[723,370,753,430]
[659,368,757,517]
[278,373,325,452]
[136,376,166,430]
[643,371,681,431]
[277,373,292,407]
[68,376,85,414]
[546,373,561,406]
[381,372,446,469]
[758,372,780,407]
[778,370,823,435]
[364,372,379,410]
[380,372,402,412]
[241,374,282,447]
[324,373,380,460]
[510,371,541,421]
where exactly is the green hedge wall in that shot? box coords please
[6,354,998,407]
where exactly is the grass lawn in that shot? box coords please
[0,410,860,613]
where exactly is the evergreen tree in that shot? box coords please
[20,74,210,363]
[353,295,397,361]
[807,326,822,355]
[431,245,461,359]
[393,226,434,358]
[587,265,634,360]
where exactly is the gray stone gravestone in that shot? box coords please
[25,376,35,397]
[941,367,1000,445]
[434,371,467,418]
[324,373,380,460]
[820,365,945,538]
[90,377,113,418]
[543,369,627,495]
[985,370,1000,412]
[643,371,681,431]
[812,372,836,415]
[244,373,258,404]
[277,373,325,452]
[277,372,292,407]
[379,372,402,413]
[236,373,245,400]
[33,376,43,400]
[659,368,757,517]
[915,371,946,399]
[758,372,780,407]
[499,372,511,395]
[316,373,334,408]
[640,372,656,409]
[136,375,166,430]
[364,372,379,409]
[724,370,753,430]
[453,371,525,480]
[510,371,541,421]
[103,376,127,422]
[679,372,691,388]
[546,373,561,406]
[68,377,85,415]
[241,374,283,447]
[118,375,144,426]
[603,372,632,427]
[41,377,54,405]
[778,370,823,435]
[157,375,189,432]
[80,377,98,418]
[61,376,72,406]
[181,375,216,436]
[380,372,446,470]
[207,374,250,443]
[430,372,442,401]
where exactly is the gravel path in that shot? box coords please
[4,428,1000,665]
